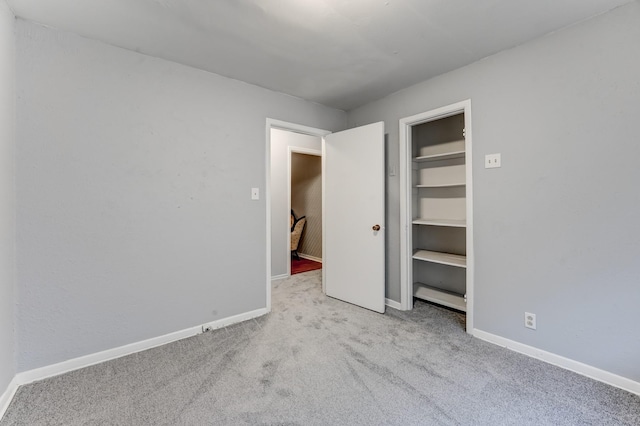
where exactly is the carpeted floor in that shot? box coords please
[2,270,639,425]
[291,257,322,274]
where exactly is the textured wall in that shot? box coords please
[15,21,345,372]
[347,2,640,381]
[0,0,16,396]
[291,153,322,259]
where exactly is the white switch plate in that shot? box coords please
[251,187,259,200]
[485,153,501,169]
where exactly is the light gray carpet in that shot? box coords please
[2,270,639,425]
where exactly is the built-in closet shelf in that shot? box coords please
[413,250,466,268]
[403,105,471,322]
[415,183,465,188]
[412,218,466,228]
[413,283,466,312]
[414,150,465,163]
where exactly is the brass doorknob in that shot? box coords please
[372,224,381,231]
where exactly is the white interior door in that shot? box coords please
[323,122,385,313]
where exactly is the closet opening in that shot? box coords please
[399,100,474,332]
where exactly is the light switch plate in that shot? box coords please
[251,187,259,200]
[485,153,501,169]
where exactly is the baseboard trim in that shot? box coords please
[0,376,19,421]
[385,298,403,310]
[473,329,640,396]
[15,308,268,387]
[299,254,322,263]
[271,273,289,281]
[199,308,268,333]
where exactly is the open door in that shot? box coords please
[323,122,385,313]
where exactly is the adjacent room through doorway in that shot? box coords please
[290,152,322,274]
[269,125,324,281]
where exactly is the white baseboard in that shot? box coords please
[473,329,640,396]
[385,298,403,310]
[0,376,19,421]
[298,254,322,263]
[199,308,267,333]
[271,273,289,281]
[15,308,268,387]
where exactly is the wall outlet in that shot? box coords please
[485,153,501,169]
[525,312,536,330]
[202,324,214,333]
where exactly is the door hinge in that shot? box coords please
[462,128,466,138]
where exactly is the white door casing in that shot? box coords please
[323,122,385,313]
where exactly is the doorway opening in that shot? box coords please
[266,119,330,311]
[266,119,386,314]
[290,150,322,275]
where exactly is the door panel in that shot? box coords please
[324,122,385,313]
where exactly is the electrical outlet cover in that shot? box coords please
[524,312,536,330]
[485,153,501,169]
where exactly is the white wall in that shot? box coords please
[348,2,640,382]
[270,128,322,277]
[15,21,345,372]
[0,0,16,399]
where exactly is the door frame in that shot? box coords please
[265,119,331,312]
[399,99,474,332]
[287,147,322,277]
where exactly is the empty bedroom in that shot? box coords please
[1,0,639,424]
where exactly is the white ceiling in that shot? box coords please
[7,0,635,110]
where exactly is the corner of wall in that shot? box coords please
[0,0,18,419]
